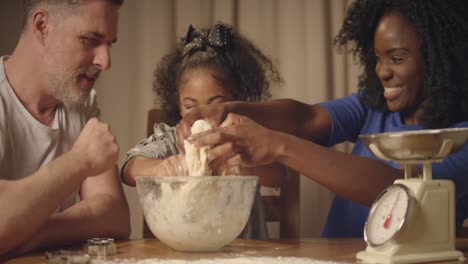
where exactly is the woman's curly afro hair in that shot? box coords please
[335,0,468,128]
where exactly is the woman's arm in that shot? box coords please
[190,112,403,207]
[274,130,402,206]
[241,163,286,188]
[177,99,333,151]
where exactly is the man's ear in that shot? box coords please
[30,9,49,45]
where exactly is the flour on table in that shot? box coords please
[92,257,348,264]
[184,119,213,176]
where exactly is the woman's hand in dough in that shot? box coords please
[188,113,282,169]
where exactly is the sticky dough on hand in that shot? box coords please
[184,119,213,176]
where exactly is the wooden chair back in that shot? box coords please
[143,108,300,239]
[262,169,300,238]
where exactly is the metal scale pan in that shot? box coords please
[357,127,468,264]
[360,127,468,162]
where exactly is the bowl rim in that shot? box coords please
[135,175,259,183]
[359,127,468,139]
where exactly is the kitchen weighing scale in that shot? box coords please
[356,128,468,264]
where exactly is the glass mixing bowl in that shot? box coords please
[136,175,258,252]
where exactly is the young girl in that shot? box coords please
[121,22,285,240]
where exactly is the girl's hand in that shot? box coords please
[153,154,188,176]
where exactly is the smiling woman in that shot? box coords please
[173,0,468,240]
[373,11,423,120]
[335,0,468,129]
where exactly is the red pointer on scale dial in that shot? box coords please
[383,192,400,229]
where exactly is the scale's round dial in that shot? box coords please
[364,184,414,246]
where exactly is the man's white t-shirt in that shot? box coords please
[0,56,99,212]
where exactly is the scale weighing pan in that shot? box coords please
[357,127,468,264]
[360,127,468,162]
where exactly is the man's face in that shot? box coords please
[43,0,119,106]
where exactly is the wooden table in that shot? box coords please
[6,238,468,264]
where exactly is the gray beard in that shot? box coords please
[43,62,92,108]
[53,81,88,108]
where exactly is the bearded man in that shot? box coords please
[0,0,130,257]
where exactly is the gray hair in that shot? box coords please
[22,0,124,31]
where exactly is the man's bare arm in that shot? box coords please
[0,118,119,256]
[0,152,89,255]
[12,167,130,254]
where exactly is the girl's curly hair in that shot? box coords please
[335,0,468,128]
[153,24,283,126]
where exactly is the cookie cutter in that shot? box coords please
[83,238,117,257]
[45,250,90,264]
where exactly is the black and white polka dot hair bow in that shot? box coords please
[181,22,232,56]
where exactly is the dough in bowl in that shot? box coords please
[184,119,213,176]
